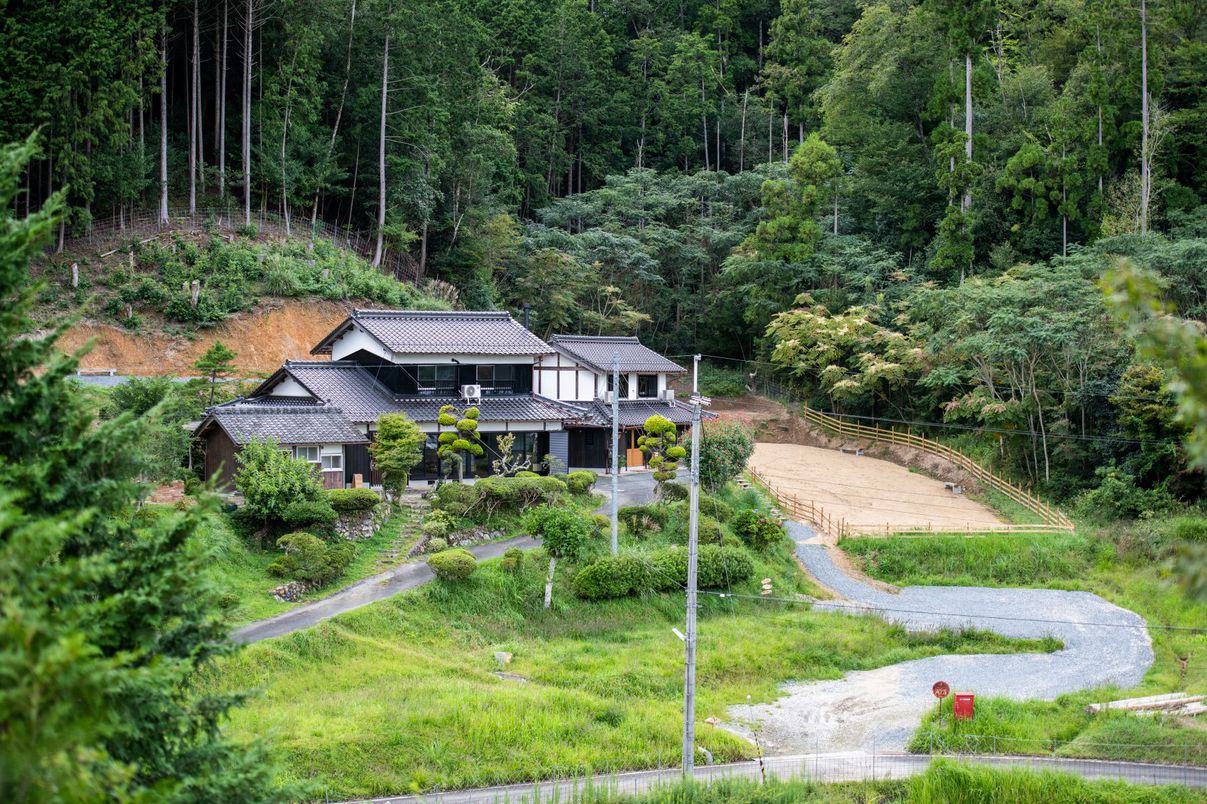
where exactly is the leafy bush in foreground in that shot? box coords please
[427,548,477,581]
[571,554,652,600]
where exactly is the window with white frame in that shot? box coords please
[294,445,320,464]
[321,447,343,472]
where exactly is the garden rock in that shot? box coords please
[448,526,505,547]
[270,580,311,602]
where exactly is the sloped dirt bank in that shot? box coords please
[54,297,357,376]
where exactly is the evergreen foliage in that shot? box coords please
[0,137,282,800]
[369,412,425,499]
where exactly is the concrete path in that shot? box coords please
[231,536,537,644]
[348,751,1207,802]
[724,520,1155,753]
[595,471,659,511]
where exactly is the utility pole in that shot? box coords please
[693,353,700,395]
[611,351,620,555]
[682,395,702,776]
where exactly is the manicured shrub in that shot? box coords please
[572,554,651,600]
[475,475,567,515]
[591,513,611,533]
[425,537,449,553]
[280,499,338,529]
[567,470,599,495]
[618,504,670,534]
[325,487,381,512]
[732,509,786,550]
[500,547,524,573]
[659,481,689,502]
[430,482,477,515]
[427,548,477,581]
[267,532,354,585]
[516,470,539,477]
[524,505,593,560]
[649,544,754,591]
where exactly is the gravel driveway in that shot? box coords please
[725,520,1155,753]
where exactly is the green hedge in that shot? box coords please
[573,544,755,600]
[474,475,568,514]
[618,504,671,534]
[280,499,338,529]
[571,554,651,600]
[326,488,380,512]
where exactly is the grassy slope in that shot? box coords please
[566,759,1199,803]
[199,523,1056,798]
[840,527,1207,765]
[201,510,419,625]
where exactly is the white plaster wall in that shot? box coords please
[267,375,313,397]
[627,372,638,400]
[330,325,390,361]
[657,373,668,395]
[576,369,596,401]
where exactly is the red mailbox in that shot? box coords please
[953,693,975,720]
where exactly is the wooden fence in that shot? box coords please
[799,405,1074,533]
[747,465,850,541]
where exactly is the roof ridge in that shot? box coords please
[352,309,511,319]
[551,334,640,342]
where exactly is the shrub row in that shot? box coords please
[431,475,568,518]
[571,544,754,600]
[326,487,380,512]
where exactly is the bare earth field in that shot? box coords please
[748,442,1005,534]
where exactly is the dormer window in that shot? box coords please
[417,365,457,395]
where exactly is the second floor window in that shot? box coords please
[417,365,457,394]
[637,375,657,398]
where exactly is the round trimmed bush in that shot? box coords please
[438,431,457,445]
[425,537,449,553]
[267,531,354,585]
[421,509,457,539]
[427,548,477,581]
[516,470,539,477]
[567,470,599,495]
[699,493,735,523]
[649,544,754,590]
[618,504,670,534]
[281,499,338,529]
[659,481,689,502]
[437,412,457,427]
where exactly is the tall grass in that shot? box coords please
[198,551,1054,798]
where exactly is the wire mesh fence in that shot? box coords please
[53,205,422,283]
[920,731,1207,768]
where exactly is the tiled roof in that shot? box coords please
[549,335,686,374]
[201,400,367,445]
[312,310,553,356]
[271,360,400,422]
[391,394,588,423]
[575,397,714,427]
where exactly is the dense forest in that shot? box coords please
[3,0,1206,502]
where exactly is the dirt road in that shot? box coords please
[748,442,1004,534]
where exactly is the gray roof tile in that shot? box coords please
[202,401,368,445]
[549,335,686,374]
[313,310,553,356]
[575,397,714,427]
[391,394,588,423]
[274,361,400,422]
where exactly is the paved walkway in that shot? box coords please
[348,751,1207,802]
[231,536,537,644]
[724,521,1155,752]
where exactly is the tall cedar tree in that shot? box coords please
[0,137,283,800]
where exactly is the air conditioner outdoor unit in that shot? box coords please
[461,384,482,401]
[661,389,675,402]
[603,390,615,404]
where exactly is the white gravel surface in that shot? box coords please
[725,521,1155,753]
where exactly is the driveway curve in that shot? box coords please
[726,520,1154,753]
[232,535,537,644]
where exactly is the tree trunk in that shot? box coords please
[189,0,199,216]
[544,556,557,609]
[962,50,973,213]
[833,187,839,235]
[700,76,709,171]
[281,49,298,235]
[782,112,788,162]
[243,0,253,225]
[372,28,390,267]
[160,29,169,224]
[313,0,357,227]
[218,0,228,197]
[1139,0,1150,235]
[738,89,748,172]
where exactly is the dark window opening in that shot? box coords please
[417,365,457,395]
[637,374,657,398]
